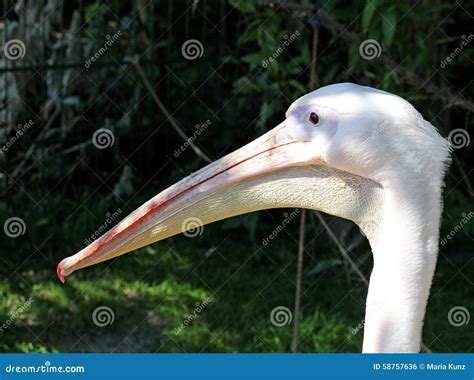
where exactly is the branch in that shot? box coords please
[133,56,212,163]
[314,212,368,286]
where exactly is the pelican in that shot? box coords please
[57,83,451,353]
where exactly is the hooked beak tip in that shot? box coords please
[57,261,65,283]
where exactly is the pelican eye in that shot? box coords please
[309,112,320,126]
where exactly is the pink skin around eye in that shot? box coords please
[288,105,339,138]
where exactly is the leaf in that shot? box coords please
[382,11,397,47]
[256,101,271,131]
[238,19,261,44]
[346,232,366,251]
[362,0,378,33]
[307,259,342,276]
[229,0,255,13]
[289,80,307,95]
[242,53,264,71]
[34,218,49,227]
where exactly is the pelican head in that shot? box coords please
[57,83,451,353]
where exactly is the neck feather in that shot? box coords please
[362,181,442,352]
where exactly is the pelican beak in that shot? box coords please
[57,122,317,282]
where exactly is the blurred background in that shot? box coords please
[0,0,472,353]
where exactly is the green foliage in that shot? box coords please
[229,5,311,131]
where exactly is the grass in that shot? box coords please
[0,187,472,353]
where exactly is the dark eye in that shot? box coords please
[309,112,320,125]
